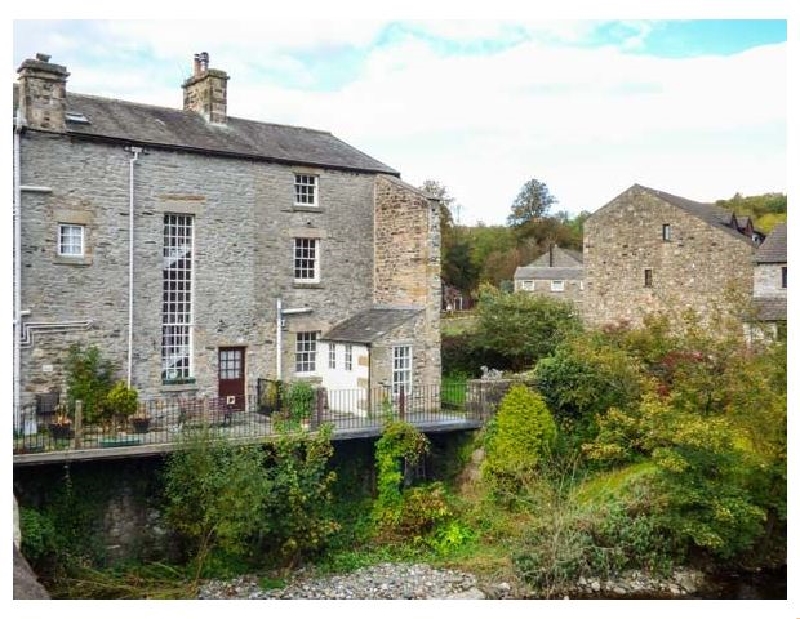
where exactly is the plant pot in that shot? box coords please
[131,418,151,434]
[48,423,74,441]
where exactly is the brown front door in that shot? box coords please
[218,347,245,411]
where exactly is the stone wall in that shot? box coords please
[19,132,376,403]
[373,175,441,389]
[754,264,786,298]
[515,278,585,307]
[583,186,754,328]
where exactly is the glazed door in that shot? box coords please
[218,347,245,411]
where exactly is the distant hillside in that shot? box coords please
[715,192,787,233]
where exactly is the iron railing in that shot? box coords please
[12,380,514,457]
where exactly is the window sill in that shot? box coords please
[54,255,93,266]
[289,205,323,213]
[161,383,199,393]
[293,281,323,290]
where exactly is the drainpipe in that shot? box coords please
[276,298,282,380]
[13,110,23,431]
[127,147,142,387]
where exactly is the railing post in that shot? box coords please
[313,387,324,430]
[399,386,406,421]
[74,400,83,449]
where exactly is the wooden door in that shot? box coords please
[218,347,245,411]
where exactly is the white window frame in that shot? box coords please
[161,214,194,381]
[328,343,336,370]
[294,173,318,207]
[521,280,534,291]
[293,238,320,282]
[392,345,412,398]
[551,280,565,292]
[662,223,671,241]
[345,344,353,371]
[295,331,318,375]
[57,223,85,257]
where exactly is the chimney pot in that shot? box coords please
[35,53,51,62]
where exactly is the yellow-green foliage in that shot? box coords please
[483,385,557,486]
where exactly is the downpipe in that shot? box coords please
[127,147,142,386]
[13,111,23,431]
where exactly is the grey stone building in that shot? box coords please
[514,245,584,307]
[748,222,787,340]
[12,52,441,427]
[583,184,759,328]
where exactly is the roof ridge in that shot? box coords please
[68,91,335,136]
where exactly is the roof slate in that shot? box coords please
[321,307,422,344]
[14,85,397,174]
[755,223,787,264]
[753,297,787,322]
[527,246,583,268]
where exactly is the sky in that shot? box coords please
[11,18,787,225]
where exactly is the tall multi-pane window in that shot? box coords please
[296,332,317,374]
[662,223,671,241]
[294,174,318,206]
[294,238,319,281]
[162,214,193,381]
[58,224,84,256]
[345,344,352,371]
[644,268,653,288]
[328,343,336,369]
[392,345,412,397]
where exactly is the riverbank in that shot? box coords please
[196,562,717,600]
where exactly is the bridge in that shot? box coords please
[13,381,510,467]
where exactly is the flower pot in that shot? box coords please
[49,423,74,441]
[131,418,151,434]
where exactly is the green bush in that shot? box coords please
[286,381,315,423]
[104,381,139,418]
[65,343,116,424]
[482,385,557,494]
[396,482,452,537]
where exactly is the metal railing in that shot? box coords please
[12,381,509,457]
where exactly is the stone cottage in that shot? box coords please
[583,184,759,328]
[12,52,441,427]
[747,222,787,341]
[514,244,584,307]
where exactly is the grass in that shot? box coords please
[441,375,468,409]
[441,313,478,337]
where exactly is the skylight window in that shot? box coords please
[65,111,90,124]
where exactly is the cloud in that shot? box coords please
[13,20,786,224]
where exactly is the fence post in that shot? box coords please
[74,400,83,449]
[313,387,324,430]
[399,386,406,421]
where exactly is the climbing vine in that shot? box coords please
[372,420,430,533]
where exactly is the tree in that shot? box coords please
[507,178,558,226]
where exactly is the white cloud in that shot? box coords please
[13,20,786,224]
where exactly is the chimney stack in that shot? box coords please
[16,53,70,132]
[182,52,229,125]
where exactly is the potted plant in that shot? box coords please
[130,404,151,434]
[104,381,139,431]
[48,404,73,441]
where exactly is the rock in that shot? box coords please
[445,588,485,600]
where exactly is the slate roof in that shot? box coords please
[753,298,787,322]
[514,266,585,281]
[755,223,787,264]
[321,307,422,344]
[13,85,397,174]
[635,184,758,245]
[527,246,583,268]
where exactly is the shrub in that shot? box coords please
[286,381,315,424]
[396,482,452,537]
[482,385,557,494]
[104,381,139,419]
[64,344,116,424]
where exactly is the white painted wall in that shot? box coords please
[319,341,369,416]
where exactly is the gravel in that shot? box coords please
[198,563,486,600]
